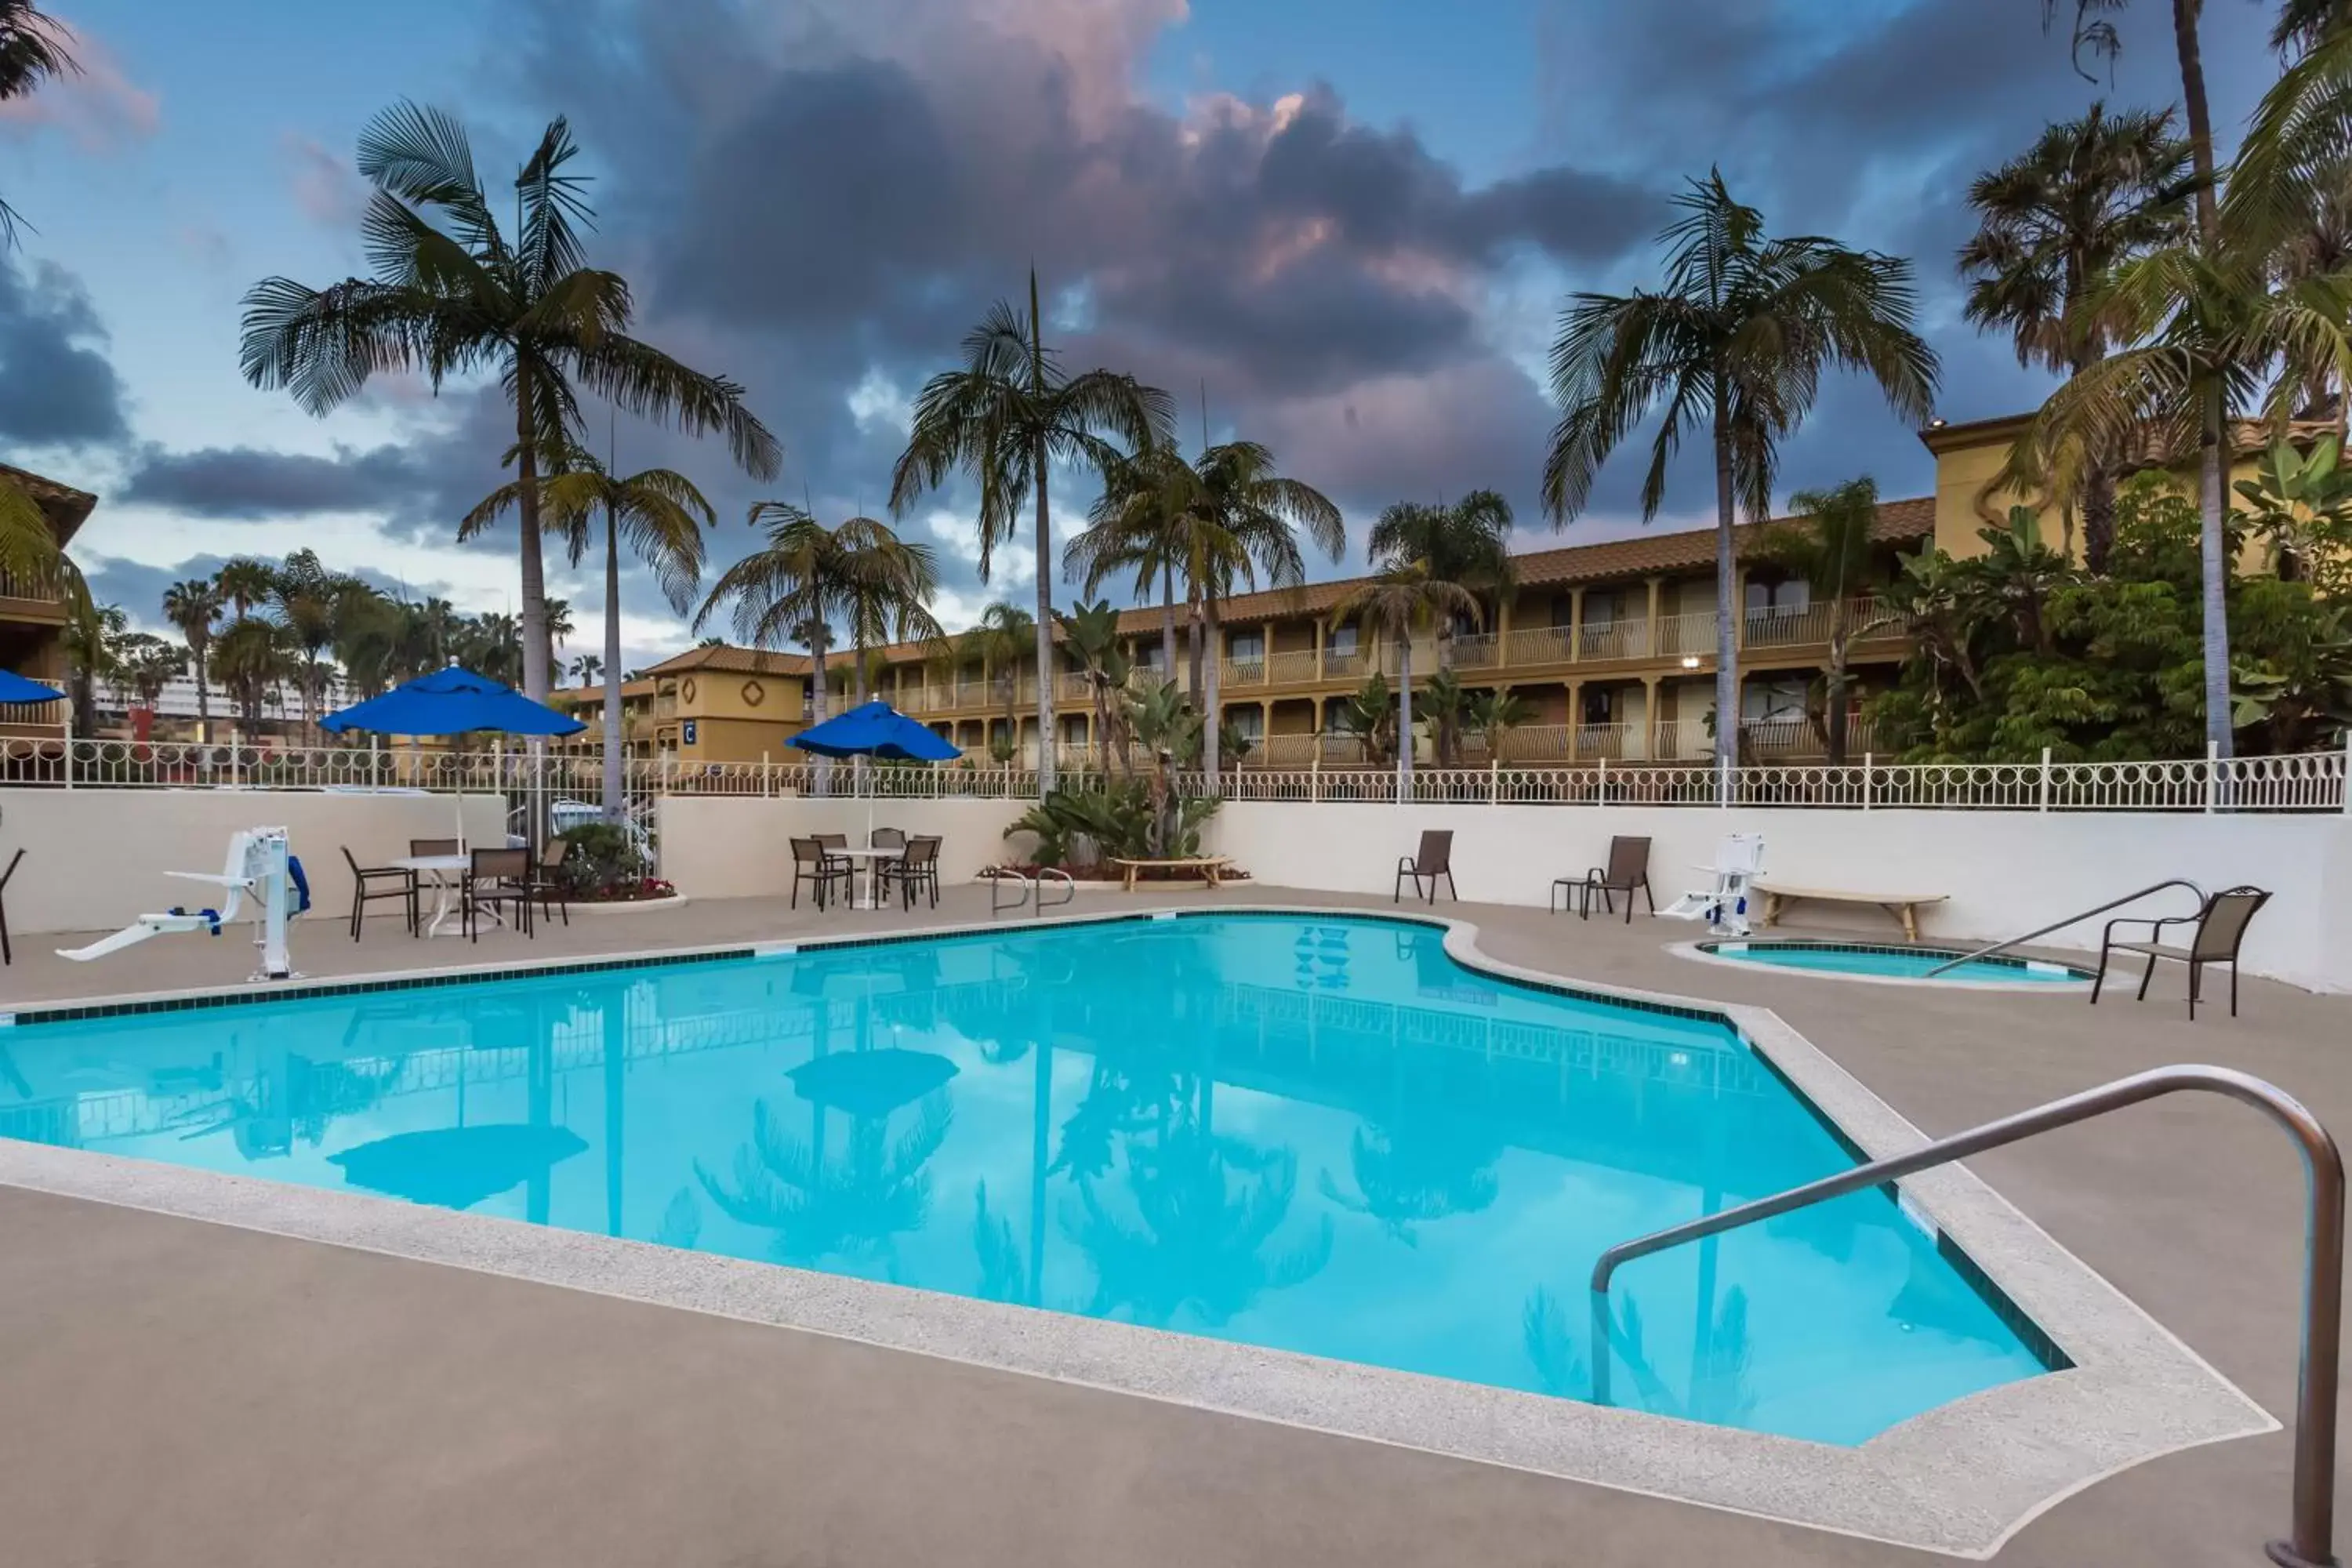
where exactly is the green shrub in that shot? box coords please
[557,822,646,895]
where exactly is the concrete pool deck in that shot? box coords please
[0,887,2347,1566]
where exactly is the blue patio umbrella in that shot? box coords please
[318,666,586,738]
[0,668,64,705]
[788,700,960,761]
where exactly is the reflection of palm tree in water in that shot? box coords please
[1318,1115,1502,1246]
[1572,1285,1756,1424]
[1063,1106,1333,1329]
[696,1093,954,1273]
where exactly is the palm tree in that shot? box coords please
[1054,598,1134,776]
[328,579,401,699]
[1542,171,1938,797]
[889,270,1174,789]
[1466,687,1531,764]
[271,550,338,731]
[1365,491,1517,656]
[2030,91,2352,757]
[1417,667,1471,768]
[950,601,1037,762]
[1069,441,1341,789]
[1073,445,1194,681]
[697,506,941,784]
[1957,105,2191,570]
[571,653,603,687]
[470,449,712,817]
[161,579,223,741]
[1756,479,1905,763]
[1170,441,1343,789]
[60,601,123,734]
[213,557,277,622]
[238,101,780,702]
[1330,564,1482,796]
[212,614,285,733]
[0,2,78,245]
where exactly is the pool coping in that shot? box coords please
[1668,938,2100,993]
[0,903,2275,1559]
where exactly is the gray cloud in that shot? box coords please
[122,442,440,518]
[0,255,130,449]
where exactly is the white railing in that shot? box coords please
[0,732,2342,814]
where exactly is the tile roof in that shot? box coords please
[640,644,815,678]
[0,463,97,545]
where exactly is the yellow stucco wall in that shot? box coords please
[1930,421,2272,563]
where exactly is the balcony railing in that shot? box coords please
[1656,609,1719,659]
[823,597,1912,719]
[1503,625,1573,666]
[1220,657,1267,688]
[1266,648,1320,684]
[0,566,61,605]
[1578,619,1649,662]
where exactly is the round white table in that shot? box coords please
[828,846,904,910]
[392,854,474,938]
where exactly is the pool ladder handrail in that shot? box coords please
[1586,1064,2343,1568]
[987,866,1076,918]
[1922,877,2205,978]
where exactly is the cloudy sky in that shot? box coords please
[0,0,2286,673]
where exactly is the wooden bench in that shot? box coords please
[1109,855,1233,892]
[1755,882,1949,942]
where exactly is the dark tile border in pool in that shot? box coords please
[0,902,2275,1559]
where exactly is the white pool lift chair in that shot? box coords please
[1658,833,1766,937]
[56,827,311,981]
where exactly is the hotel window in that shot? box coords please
[1227,706,1264,740]
[1228,630,1265,663]
[1744,576,1811,619]
[1327,625,1359,658]
[1741,679,1809,723]
[1581,686,1617,725]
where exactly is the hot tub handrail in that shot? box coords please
[1586,1064,2343,1568]
[1922,877,2204,978]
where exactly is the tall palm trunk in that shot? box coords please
[1186,592,1205,702]
[514,380,554,702]
[808,624,832,796]
[2199,382,2231,756]
[601,503,625,823]
[1396,639,1414,798]
[852,633,871,794]
[2168,0,2230,758]
[1203,587,1222,790]
[1028,273,1057,789]
[1710,402,1739,800]
[192,646,210,742]
[1824,609,1852,767]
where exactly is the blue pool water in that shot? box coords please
[1700,940,2094,985]
[0,915,2053,1443]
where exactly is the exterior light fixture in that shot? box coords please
[1928,416,1948,429]
[1680,655,1700,670]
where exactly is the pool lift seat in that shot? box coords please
[56,827,310,981]
[1657,833,1765,937]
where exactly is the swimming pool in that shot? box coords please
[0,913,2054,1445]
[1693,938,2096,985]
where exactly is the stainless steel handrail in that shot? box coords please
[1586,1065,2343,1568]
[987,867,1033,917]
[1036,867,1076,914]
[1922,877,2204,977]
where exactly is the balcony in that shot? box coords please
[0,566,65,622]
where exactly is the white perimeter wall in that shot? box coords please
[1205,801,2352,993]
[0,789,507,935]
[657,795,1029,902]
[648,794,2352,992]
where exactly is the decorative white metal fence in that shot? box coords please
[2,735,2343,818]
